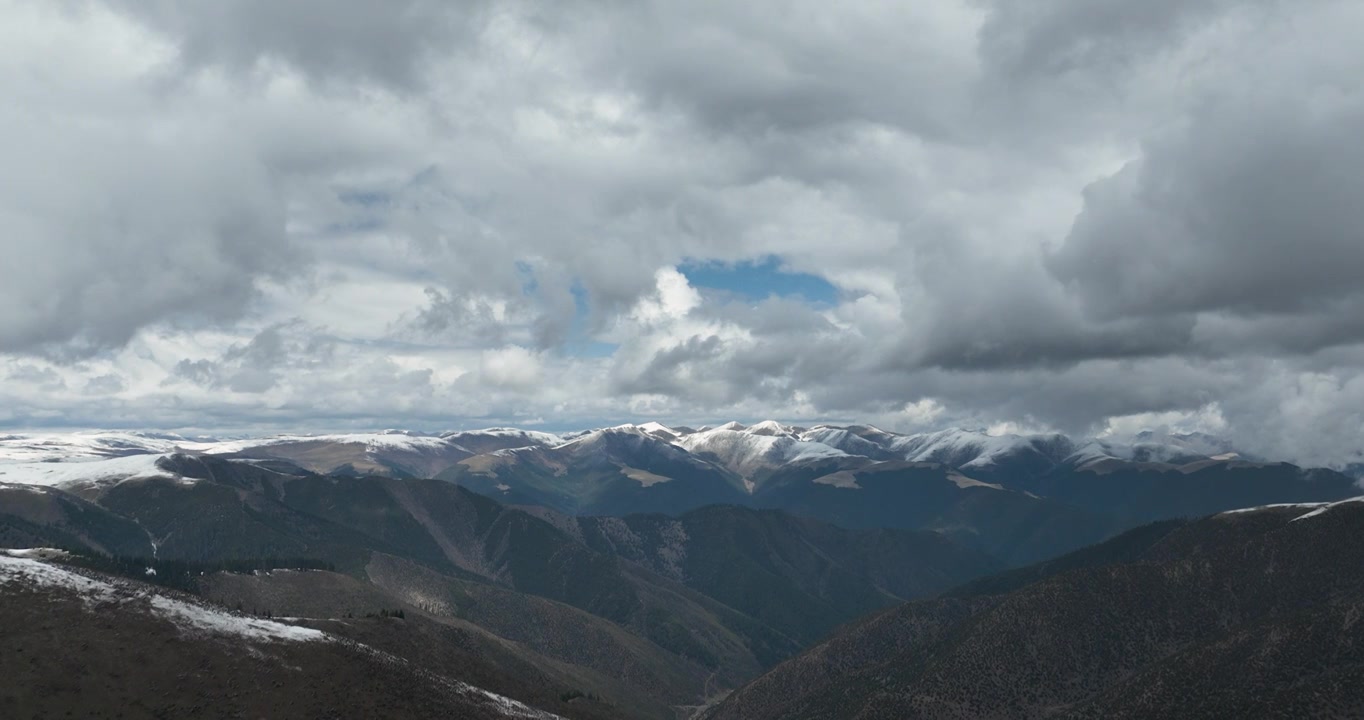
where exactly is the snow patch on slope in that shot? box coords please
[1221,502,1324,515]
[465,685,565,720]
[1290,497,1364,521]
[2,547,73,561]
[0,453,192,489]
[200,431,455,455]
[0,432,187,463]
[1221,496,1364,521]
[149,595,326,642]
[0,553,119,600]
[0,554,325,642]
[2,554,561,718]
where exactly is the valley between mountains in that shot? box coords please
[1,422,1360,718]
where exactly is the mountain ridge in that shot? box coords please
[4,423,1356,571]
[0,454,1001,717]
[3,426,1361,717]
[705,499,1364,719]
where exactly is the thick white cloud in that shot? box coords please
[2,0,1364,467]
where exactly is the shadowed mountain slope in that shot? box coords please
[706,499,1364,720]
[576,505,999,647]
[0,453,1000,716]
[0,551,578,720]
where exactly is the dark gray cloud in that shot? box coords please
[1050,100,1364,321]
[0,126,292,356]
[568,3,976,139]
[978,0,1237,79]
[106,0,490,89]
[406,288,513,349]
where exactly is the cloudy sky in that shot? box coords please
[2,0,1363,465]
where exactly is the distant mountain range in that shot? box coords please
[0,422,1274,479]
[5,422,1356,566]
[1,423,1360,717]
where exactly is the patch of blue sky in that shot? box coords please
[516,270,619,358]
[565,283,618,358]
[320,217,386,235]
[570,340,620,358]
[680,256,838,305]
[321,189,393,235]
[336,190,392,208]
[516,261,538,295]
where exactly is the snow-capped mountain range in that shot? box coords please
[0,421,1278,492]
[6,420,1353,571]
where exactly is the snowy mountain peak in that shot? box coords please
[600,424,650,435]
[745,420,797,437]
[558,426,679,456]
[675,425,848,481]
[442,428,565,445]
[0,424,1264,490]
[599,423,681,440]
[888,428,1076,471]
[631,422,683,441]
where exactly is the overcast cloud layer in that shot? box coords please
[2,0,1363,467]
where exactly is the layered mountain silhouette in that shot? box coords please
[0,453,998,718]
[705,500,1364,719]
[6,423,1356,569]
[1,424,1360,717]
[432,423,1357,565]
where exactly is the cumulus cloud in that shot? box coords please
[168,322,335,393]
[0,1,427,356]
[2,0,1364,467]
[0,8,292,356]
[1050,81,1364,323]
